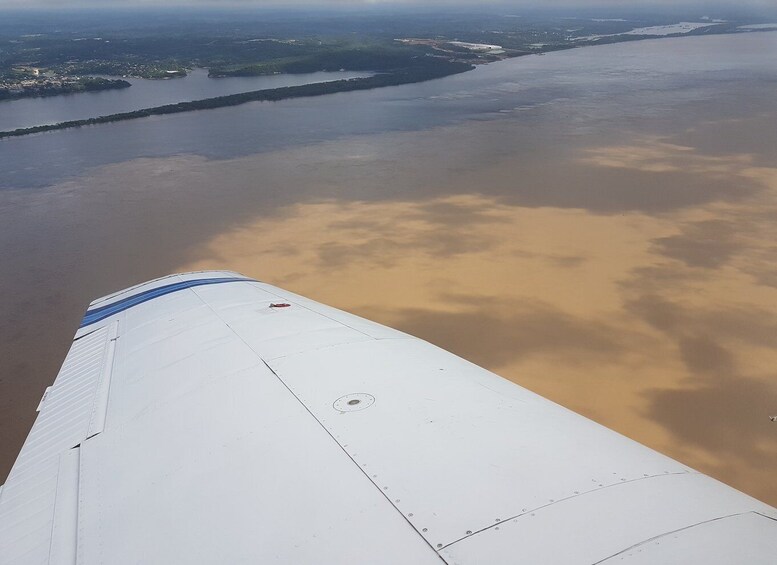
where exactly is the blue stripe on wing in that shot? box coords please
[80,277,254,328]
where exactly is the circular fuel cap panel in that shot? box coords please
[334,393,375,412]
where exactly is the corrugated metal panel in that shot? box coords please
[0,456,59,565]
[0,324,113,565]
[49,447,80,565]
[85,322,118,438]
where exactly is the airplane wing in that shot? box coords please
[1,271,775,564]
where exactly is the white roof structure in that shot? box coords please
[1,270,775,564]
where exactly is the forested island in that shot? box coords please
[0,61,472,139]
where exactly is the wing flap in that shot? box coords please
[0,324,116,565]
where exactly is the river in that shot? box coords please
[1,31,776,506]
[0,68,371,132]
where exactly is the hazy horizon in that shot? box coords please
[0,1,775,12]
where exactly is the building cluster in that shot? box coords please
[0,70,130,100]
[1,75,80,96]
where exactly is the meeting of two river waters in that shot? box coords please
[1,5,776,524]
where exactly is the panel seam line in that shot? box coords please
[591,511,756,564]
[440,470,697,550]
[187,285,449,563]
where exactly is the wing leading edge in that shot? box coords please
[1,270,775,564]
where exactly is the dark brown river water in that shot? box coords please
[1,32,776,504]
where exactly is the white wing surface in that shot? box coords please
[1,271,775,564]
